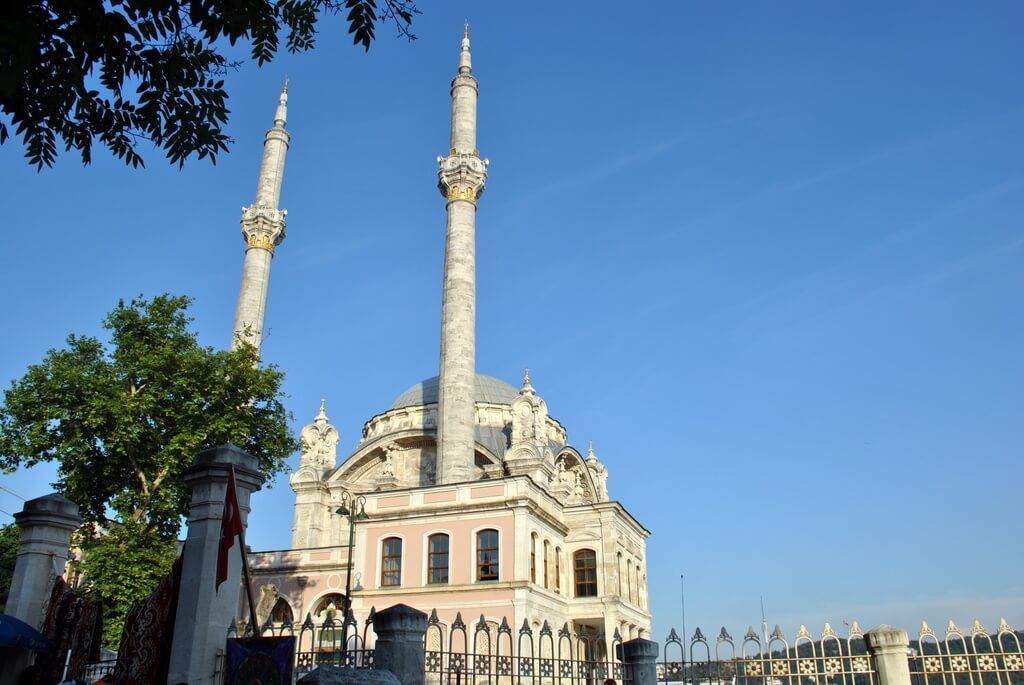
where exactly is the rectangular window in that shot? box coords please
[574,549,598,598]
[428,534,449,585]
[381,537,402,587]
[477,529,499,581]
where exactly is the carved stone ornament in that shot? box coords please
[380,443,397,477]
[241,202,287,253]
[510,370,549,448]
[254,583,280,625]
[438,151,487,204]
[300,400,339,470]
[553,453,595,505]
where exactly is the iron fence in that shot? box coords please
[78,658,119,680]
[653,622,876,685]
[909,620,1024,685]
[424,610,625,685]
[230,607,377,681]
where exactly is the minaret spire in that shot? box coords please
[436,26,488,484]
[231,80,292,351]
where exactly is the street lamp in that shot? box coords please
[336,488,368,659]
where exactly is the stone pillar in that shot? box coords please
[167,445,265,685]
[435,27,487,485]
[6,493,81,628]
[618,638,659,685]
[866,626,912,685]
[373,604,428,685]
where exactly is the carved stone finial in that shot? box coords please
[519,368,535,396]
[587,440,596,460]
[464,21,469,39]
[299,400,339,470]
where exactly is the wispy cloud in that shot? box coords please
[494,111,759,211]
[727,176,1024,337]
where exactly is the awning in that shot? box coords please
[0,613,51,653]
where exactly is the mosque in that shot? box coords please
[233,27,653,651]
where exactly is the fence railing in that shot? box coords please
[79,611,1024,685]
[652,622,877,685]
[229,607,378,681]
[909,620,1024,685]
[78,658,119,680]
[424,610,625,685]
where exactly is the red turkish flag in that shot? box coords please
[216,466,243,591]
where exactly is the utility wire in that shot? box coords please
[0,485,26,500]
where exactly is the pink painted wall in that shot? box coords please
[361,512,515,589]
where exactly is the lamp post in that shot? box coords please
[336,488,368,659]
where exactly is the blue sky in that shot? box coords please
[1,1,1022,642]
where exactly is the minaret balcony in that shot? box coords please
[438,153,488,203]
[240,203,287,252]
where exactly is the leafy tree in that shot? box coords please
[0,0,420,169]
[0,294,300,539]
[0,523,19,612]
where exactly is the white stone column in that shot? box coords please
[436,26,487,484]
[167,445,265,685]
[866,625,913,685]
[231,83,290,352]
[232,245,274,349]
[436,195,478,483]
[6,493,81,628]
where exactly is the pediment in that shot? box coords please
[566,530,601,542]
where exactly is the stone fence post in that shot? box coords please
[373,604,428,685]
[866,625,913,685]
[618,638,659,685]
[6,493,82,628]
[167,445,265,685]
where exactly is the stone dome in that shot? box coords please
[389,374,519,410]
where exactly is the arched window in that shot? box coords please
[573,549,598,598]
[477,529,499,581]
[427,533,449,585]
[632,561,640,604]
[616,552,623,596]
[312,593,345,624]
[530,533,537,583]
[555,547,562,593]
[543,540,550,589]
[270,597,294,625]
[381,537,402,587]
[626,559,633,602]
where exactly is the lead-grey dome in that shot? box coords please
[390,374,519,410]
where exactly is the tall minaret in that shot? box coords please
[231,81,291,351]
[436,25,489,483]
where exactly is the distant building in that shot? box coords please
[238,27,652,650]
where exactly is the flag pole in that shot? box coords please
[232,465,261,637]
